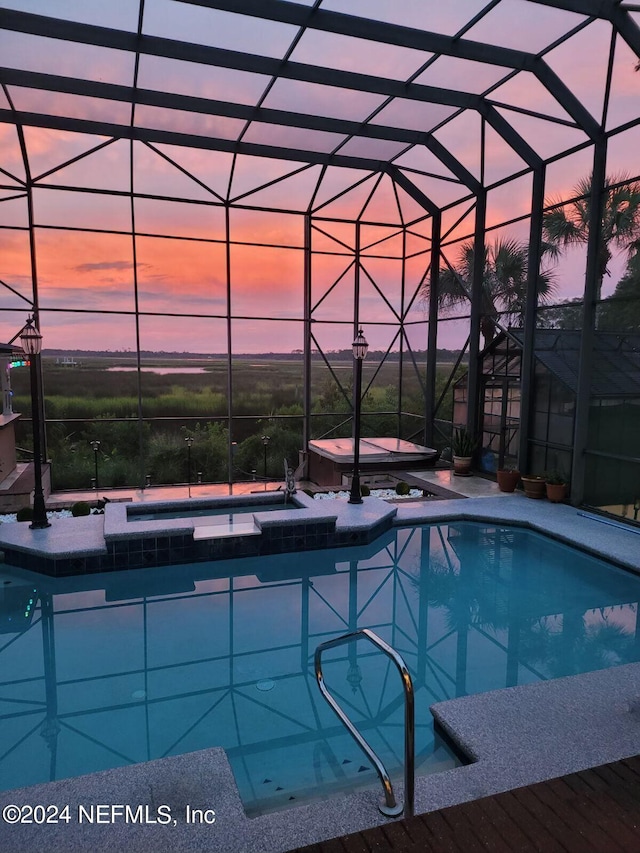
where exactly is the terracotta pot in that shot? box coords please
[521,475,546,499]
[497,469,520,493]
[546,482,568,503]
[453,455,472,476]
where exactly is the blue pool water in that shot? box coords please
[127,500,298,523]
[2,522,640,815]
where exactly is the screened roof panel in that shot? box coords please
[137,56,271,107]
[494,106,588,159]
[544,19,613,123]
[336,137,408,161]
[0,31,136,85]
[289,28,432,80]
[605,35,640,132]
[413,56,512,96]
[242,121,347,154]
[466,0,587,54]
[370,99,458,134]
[135,104,245,141]
[433,111,482,180]
[320,0,496,37]
[0,0,142,31]
[0,0,639,211]
[142,0,299,58]
[488,72,575,122]
[261,79,386,122]
[393,146,460,181]
[8,87,132,126]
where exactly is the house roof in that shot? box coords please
[508,329,640,397]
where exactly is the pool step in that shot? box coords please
[193,522,261,540]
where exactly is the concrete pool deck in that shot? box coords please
[2,487,640,851]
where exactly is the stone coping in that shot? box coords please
[0,490,398,564]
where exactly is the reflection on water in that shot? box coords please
[1,522,638,815]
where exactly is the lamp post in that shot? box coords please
[261,434,270,478]
[89,440,100,491]
[185,436,194,497]
[20,316,50,529]
[349,328,369,505]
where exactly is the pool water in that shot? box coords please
[1,522,639,816]
[127,499,298,523]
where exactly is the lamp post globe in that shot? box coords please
[20,316,50,529]
[349,328,369,505]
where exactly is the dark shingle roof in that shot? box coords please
[508,330,640,397]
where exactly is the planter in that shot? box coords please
[496,469,520,493]
[546,482,568,503]
[453,455,473,476]
[521,475,546,499]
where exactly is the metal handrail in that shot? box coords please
[314,628,414,818]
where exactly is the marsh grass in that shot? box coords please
[9,355,454,489]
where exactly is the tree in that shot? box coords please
[426,237,557,348]
[598,249,640,331]
[543,173,640,301]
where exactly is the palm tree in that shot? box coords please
[426,237,557,348]
[598,247,640,331]
[542,173,640,301]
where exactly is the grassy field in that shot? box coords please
[10,355,459,490]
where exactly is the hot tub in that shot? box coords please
[307,437,438,486]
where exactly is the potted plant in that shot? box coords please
[451,427,477,476]
[545,470,568,503]
[521,474,546,499]
[496,467,520,493]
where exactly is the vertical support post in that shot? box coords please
[570,141,607,504]
[90,440,100,491]
[466,192,487,438]
[349,329,368,505]
[349,354,363,505]
[225,203,234,488]
[29,351,49,529]
[518,166,546,474]
[425,211,441,447]
[128,138,145,490]
[398,227,406,440]
[303,213,312,458]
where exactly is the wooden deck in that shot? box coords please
[287,756,640,852]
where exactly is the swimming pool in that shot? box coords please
[2,521,639,816]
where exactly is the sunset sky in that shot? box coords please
[0,1,639,352]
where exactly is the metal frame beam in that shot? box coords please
[0,7,599,178]
[0,67,465,151]
[0,108,391,172]
[173,1,602,138]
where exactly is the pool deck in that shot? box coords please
[2,477,640,851]
[288,754,640,852]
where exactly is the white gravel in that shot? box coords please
[0,509,74,524]
[313,488,424,500]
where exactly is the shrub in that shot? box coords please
[361,484,371,496]
[71,501,91,517]
[16,506,33,522]
[395,481,410,496]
